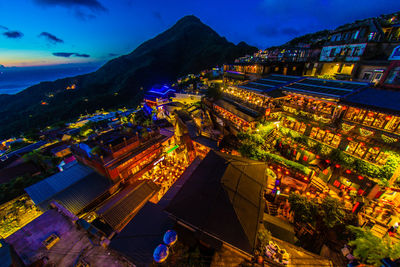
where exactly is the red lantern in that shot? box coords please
[358,175,364,180]
[385,116,392,120]
[346,169,352,174]
[368,112,374,117]
[335,164,341,168]
[325,159,331,163]
[342,106,347,110]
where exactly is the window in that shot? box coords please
[353,30,360,39]
[372,113,386,128]
[353,47,361,57]
[364,147,380,162]
[384,67,400,85]
[330,48,337,57]
[346,141,358,154]
[310,127,318,139]
[385,116,400,132]
[362,72,372,80]
[354,144,367,158]
[363,111,376,126]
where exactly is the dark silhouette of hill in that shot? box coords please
[0,15,257,138]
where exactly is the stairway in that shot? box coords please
[309,176,329,192]
[264,128,278,145]
[266,201,279,216]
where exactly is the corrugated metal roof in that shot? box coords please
[38,172,112,214]
[99,180,159,231]
[25,164,93,204]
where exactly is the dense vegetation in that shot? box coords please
[0,15,257,138]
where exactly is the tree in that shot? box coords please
[288,193,317,224]
[318,196,346,228]
[347,226,400,266]
[206,83,221,100]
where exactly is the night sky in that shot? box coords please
[1,0,400,67]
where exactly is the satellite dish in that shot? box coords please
[163,230,178,246]
[153,244,169,263]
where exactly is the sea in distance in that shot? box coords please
[0,63,101,95]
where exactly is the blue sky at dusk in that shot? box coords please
[1,0,400,68]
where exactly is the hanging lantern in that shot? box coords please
[358,176,364,180]
[335,164,341,168]
[153,244,169,263]
[346,169,352,174]
[163,230,178,246]
[385,116,392,121]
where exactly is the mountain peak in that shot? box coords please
[175,15,202,25]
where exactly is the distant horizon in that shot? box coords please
[0,62,102,94]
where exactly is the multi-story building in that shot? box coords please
[210,74,400,202]
[72,127,175,184]
[307,16,400,82]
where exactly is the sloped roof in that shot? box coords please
[282,78,370,99]
[25,164,93,204]
[97,180,159,231]
[238,74,302,97]
[38,172,112,214]
[166,150,267,254]
[215,98,260,121]
[342,87,400,114]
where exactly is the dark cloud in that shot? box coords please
[281,27,300,36]
[3,31,23,38]
[53,52,90,58]
[34,0,107,11]
[74,53,90,58]
[0,25,8,31]
[34,0,107,20]
[39,32,64,44]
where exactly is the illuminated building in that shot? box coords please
[144,84,176,107]
[72,128,175,184]
[212,74,400,200]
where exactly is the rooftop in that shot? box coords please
[166,150,267,255]
[238,74,302,96]
[282,78,370,99]
[342,87,400,114]
[25,164,112,214]
[5,209,133,266]
[96,180,159,232]
[25,164,93,204]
